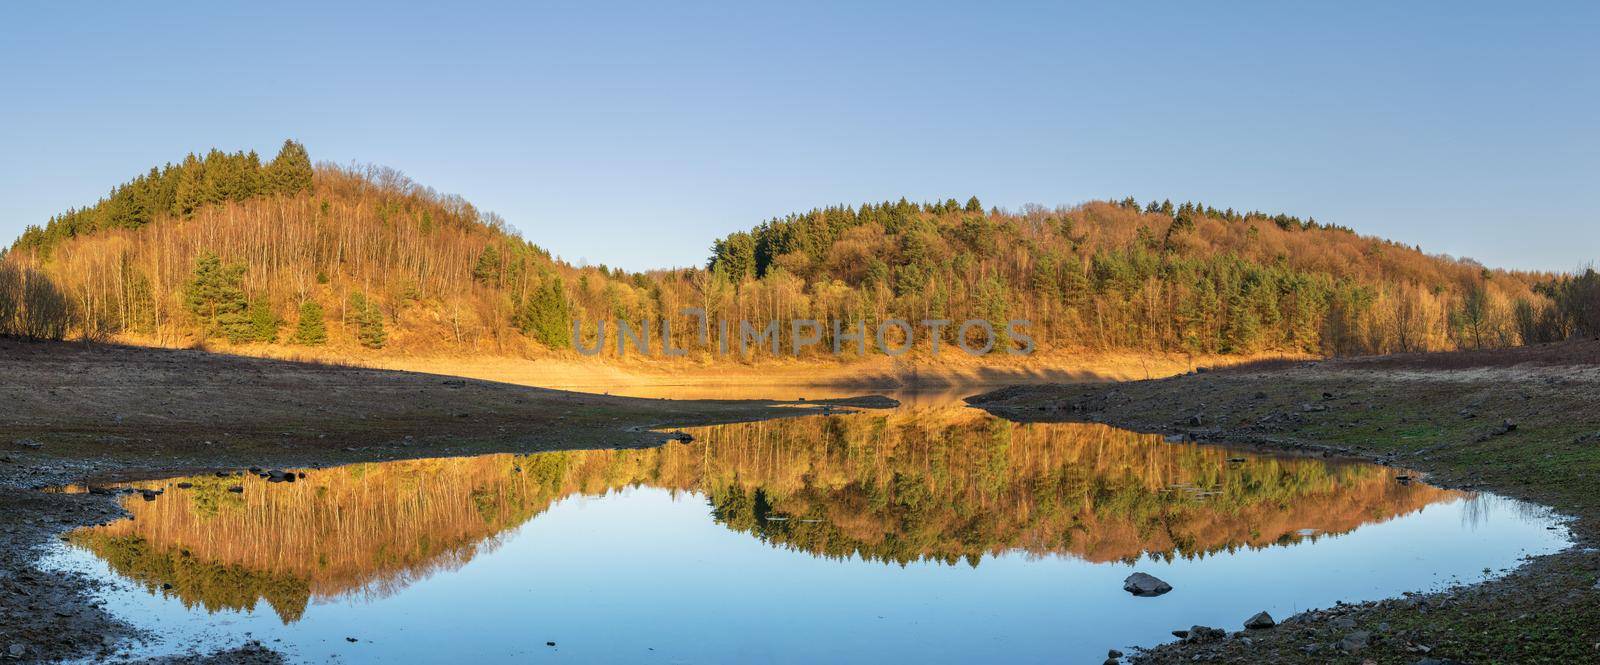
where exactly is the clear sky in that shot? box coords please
[2,2,1595,272]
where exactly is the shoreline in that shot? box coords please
[967,341,1600,663]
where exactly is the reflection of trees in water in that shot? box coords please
[688,409,1459,566]
[1456,492,1551,531]
[69,408,1460,623]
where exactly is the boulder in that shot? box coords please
[1122,572,1173,596]
[1243,611,1275,629]
[1339,630,1371,652]
[1184,626,1224,643]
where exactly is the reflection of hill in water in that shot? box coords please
[69,408,1460,623]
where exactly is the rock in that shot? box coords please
[7,644,23,658]
[1495,419,1518,435]
[1107,649,1122,658]
[139,489,159,501]
[1254,391,1267,399]
[1330,616,1357,630]
[227,485,244,493]
[1188,415,1204,426]
[1170,630,1188,639]
[1339,630,1371,652]
[346,637,358,643]
[1123,572,1173,596]
[12,438,43,449]
[1184,626,1224,643]
[668,432,695,444]
[1243,611,1275,629]
[1322,392,1335,400]
[546,641,557,647]
[176,482,193,489]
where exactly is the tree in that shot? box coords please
[263,140,314,196]
[184,252,251,342]
[472,244,502,285]
[964,196,983,213]
[518,275,572,349]
[291,300,327,345]
[248,296,281,343]
[348,292,387,349]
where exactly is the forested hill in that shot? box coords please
[1,141,1591,358]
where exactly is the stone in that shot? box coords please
[176,482,193,489]
[1244,611,1275,629]
[1188,415,1204,426]
[227,485,244,493]
[1184,626,1224,643]
[1339,630,1371,652]
[1123,572,1173,596]
[1107,649,1122,658]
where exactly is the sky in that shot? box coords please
[2,1,1596,273]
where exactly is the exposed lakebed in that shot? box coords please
[47,405,1570,663]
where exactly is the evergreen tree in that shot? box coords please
[472,244,502,284]
[964,196,983,213]
[264,140,314,195]
[291,300,327,345]
[517,275,572,349]
[184,252,251,341]
[248,296,281,343]
[348,292,387,349]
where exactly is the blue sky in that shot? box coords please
[2,2,1596,272]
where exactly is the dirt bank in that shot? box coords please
[969,340,1600,664]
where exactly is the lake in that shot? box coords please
[48,403,1570,663]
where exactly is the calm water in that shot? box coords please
[49,404,1570,663]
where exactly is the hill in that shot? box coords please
[1,141,1590,359]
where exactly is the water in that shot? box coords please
[48,405,1570,663]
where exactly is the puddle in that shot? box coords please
[48,406,1570,663]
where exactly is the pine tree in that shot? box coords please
[264,140,314,195]
[291,300,328,346]
[348,292,387,349]
[472,244,502,285]
[517,275,572,349]
[248,296,281,342]
[184,252,250,341]
[964,196,983,213]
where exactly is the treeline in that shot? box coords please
[12,140,313,257]
[702,196,1566,356]
[2,140,1593,358]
